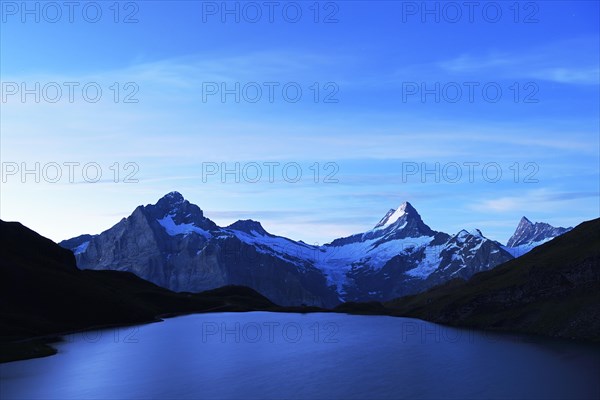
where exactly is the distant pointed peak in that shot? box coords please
[152,191,208,222]
[157,191,185,206]
[507,216,571,248]
[398,201,416,212]
[519,216,533,225]
[373,201,420,230]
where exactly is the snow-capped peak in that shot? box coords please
[456,229,470,239]
[470,229,484,237]
[455,228,484,238]
[375,209,396,229]
[373,202,415,230]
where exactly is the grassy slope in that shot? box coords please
[385,218,600,341]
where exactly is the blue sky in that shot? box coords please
[1,0,599,245]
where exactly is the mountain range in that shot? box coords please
[60,192,571,307]
[386,217,600,341]
[1,206,595,362]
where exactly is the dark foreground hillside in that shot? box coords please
[3,217,598,363]
[0,220,284,363]
[386,218,600,341]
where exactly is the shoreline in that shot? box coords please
[3,304,598,364]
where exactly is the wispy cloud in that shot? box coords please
[434,37,600,85]
[471,189,599,213]
[531,67,600,85]
[2,25,598,246]
[439,54,514,73]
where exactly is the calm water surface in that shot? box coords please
[1,312,599,399]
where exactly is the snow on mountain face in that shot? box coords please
[374,209,396,229]
[59,193,572,306]
[317,234,436,295]
[506,217,571,251]
[371,202,429,235]
[224,220,319,269]
[395,229,508,281]
[73,241,90,255]
[402,241,444,279]
[302,205,513,301]
[60,192,339,308]
[373,204,409,230]
[157,214,211,238]
[316,203,441,295]
[226,220,269,236]
[143,193,221,245]
[330,202,435,249]
[433,230,512,279]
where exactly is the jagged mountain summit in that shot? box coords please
[62,192,337,307]
[387,217,600,342]
[60,192,570,306]
[320,205,514,302]
[504,216,572,257]
[507,216,571,247]
[371,202,434,236]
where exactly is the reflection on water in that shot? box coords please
[1,312,599,399]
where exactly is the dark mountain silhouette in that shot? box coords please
[0,219,283,363]
[385,218,600,341]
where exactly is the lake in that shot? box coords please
[1,312,599,399]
